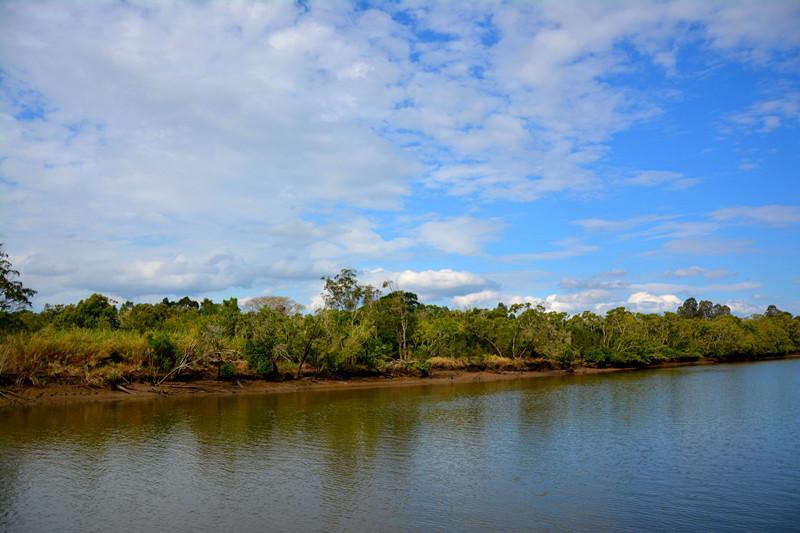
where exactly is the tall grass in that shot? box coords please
[0,329,184,385]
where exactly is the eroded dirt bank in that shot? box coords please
[0,357,753,407]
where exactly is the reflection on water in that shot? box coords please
[2,359,799,532]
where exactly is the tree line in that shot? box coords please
[1,248,799,385]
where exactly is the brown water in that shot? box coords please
[2,359,799,532]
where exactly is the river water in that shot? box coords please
[2,359,799,532]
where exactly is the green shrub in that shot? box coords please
[245,338,272,376]
[584,347,620,367]
[415,360,431,373]
[219,363,235,380]
[147,332,177,371]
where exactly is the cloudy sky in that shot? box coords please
[1,0,799,316]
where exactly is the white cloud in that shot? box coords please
[363,268,498,302]
[22,246,261,306]
[637,221,720,240]
[669,266,735,280]
[626,292,682,313]
[545,290,619,315]
[631,281,762,294]
[499,237,598,263]
[573,214,672,234]
[559,278,629,291]
[703,2,800,57]
[730,91,800,133]
[451,290,502,309]
[313,217,415,259]
[713,205,800,227]
[657,238,758,255]
[417,216,505,256]
[594,269,628,278]
[629,170,699,189]
[2,1,799,309]
[724,299,763,317]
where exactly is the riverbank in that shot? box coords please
[7,355,796,407]
[0,367,617,406]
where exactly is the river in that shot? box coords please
[2,358,799,532]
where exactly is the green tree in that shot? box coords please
[568,311,603,360]
[0,244,37,313]
[175,296,200,310]
[317,269,384,369]
[199,298,219,316]
[242,295,303,315]
[677,297,699,319]
[321,268,379,314]
[412,307,463,360]
[74,293,119,329]
[47,293,119,329]
[120,302,171,333]
[764,304,789,318]
[243,308,287,378]
[375,284,420,360]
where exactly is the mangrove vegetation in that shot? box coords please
[1,251,799,387]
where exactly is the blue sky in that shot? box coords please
[1,0,798,316]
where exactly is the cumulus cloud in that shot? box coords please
[451,290,503,309]
[451,290,544,310]
[22,246,261,306]
[544,290,619,314]
[724,299,763,317]
[363,268,499,302]
[626,292,682,313]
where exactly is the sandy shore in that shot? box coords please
[0,359,726,407]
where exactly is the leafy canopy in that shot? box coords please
[1,243,37,312]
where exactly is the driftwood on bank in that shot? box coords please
[155,341,200,386]
[0,388,32,406]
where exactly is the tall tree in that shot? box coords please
[0,244,37,312]
[677,297,699,319]
[321,268,379,313]
[242,295,303,315]
[376,282,420,360]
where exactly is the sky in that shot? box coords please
[1,0,799,316]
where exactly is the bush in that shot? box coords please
[584,347,621,367]
[219,363,235,380]
[244,338,273,376]
[415,360,431,374]
[147,332,177,371]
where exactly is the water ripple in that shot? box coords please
[2,360,800,532]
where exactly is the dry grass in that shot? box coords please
[426,357,468,370]
[0,329,205,385]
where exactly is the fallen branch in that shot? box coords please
[0,389,32,406]
[156,341,200,386]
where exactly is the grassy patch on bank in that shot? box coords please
[0,329,201,386]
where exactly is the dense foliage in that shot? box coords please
[0,244,37,331]
[1,267,798,386]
